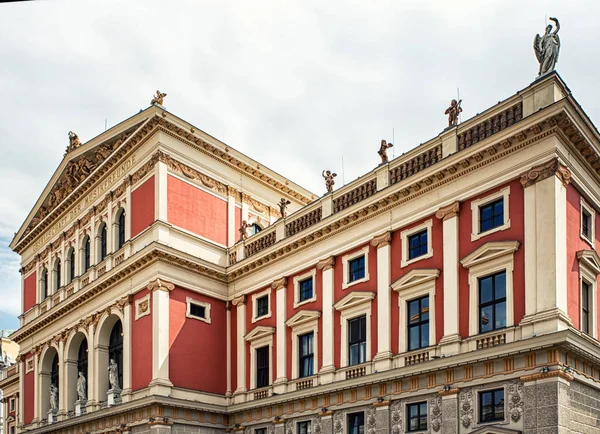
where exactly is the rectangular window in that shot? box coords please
[299,278,313,303]
[256,295,269,318]
[407,296,429,351]
[9,398,15,412]
[347,412,365,434]
[582,281,591,334]
[10,426,15,434]
[299,332,314,378]
[479,389,505,422]
[256,346,269,388]
[189,303,206,320]
[407,402,428,432]
[255,429,266,434]
[408,230,428,260]
[479,198,504,233]
[297,421,311,434]
[479,271,507,333]
[349,256,365,282]
[348,315,367,366]
[582,207,592,240]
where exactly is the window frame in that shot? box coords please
[117,209,126,250]
[40,267,49,301]
[286,310,320,380]
[577,251,599,338]
[406,401,428,432]
[68,248,76,283]
[298,332,315,378]
[478,271,507,334]
[401,220,434,267]
[334,291,375,367]
[186,297,212,323]
[297,420,311,434]
[255,345,270,389]
[580,198,595,246]
[9,397,15,412]
[251,287,272,323]
[478,388,505,423]
[341,246,370,289]
[470,186,511,241]
[245,326,275,390]
[407,295,430,352]
[347,315,367,366]
[293,269,317,308]
[347,411,365,434]
[54,257,62,291]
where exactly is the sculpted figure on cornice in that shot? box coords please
[278,198,291,218]
[378,139,393,164]
[322,170,337,194]
[65,131,82,155]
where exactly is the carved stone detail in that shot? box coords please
[435,201,460,221]
[520,157,571,188]
[271,277,287,291]
[390,400,403,434]
[459,388,473,428]
[370,231,391,249]
[507,380,524,422]
[333,412,343,434]
[147,278,175,292]
[231,295,247,306]
[366,406,377,434]
[430,395,442,432]
[316,256,335,271]
[159,152,228,196]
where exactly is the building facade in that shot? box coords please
[2,72,600,434]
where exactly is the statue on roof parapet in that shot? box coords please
[378,139,393,164]
[278,198,291,218]
[65,131,82,155]
[322,170,337,194]
[151,90,167,106]
[534,17,560,77]
[445,99,462,128]
[239,220,249,240]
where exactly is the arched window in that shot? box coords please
[99,224,107,261]
[117,209,125,250]
[54,258,61,290]
[108,320,123,390]
[51,353,59,403]
[77,339,88,395]
[41,268,48,300]
[249,223,262,236]
[83,236,91,272]
[68,248,75,283]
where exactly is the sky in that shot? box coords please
[1,0,599,329]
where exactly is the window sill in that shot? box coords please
[342,275,370,290]
[252,313,272,323]
[293,295,317,309]
[471,220,511,242]
[401,250,434,268]
[580,234,595,249]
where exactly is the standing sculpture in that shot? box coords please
[239,220,249,240]
[445,99,463,127]
[76,371,87,402]
[108,358,120,391]
[65,131,82,155]
[278,198,291,218]
[151,90,167,105]
[378,139,393,164]
[534,17,560,77]
[49,384,58,413]
[322,170,337,194]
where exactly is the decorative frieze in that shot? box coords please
[159,152,228,196]
[520,157,572,188]
[507,380,524,422]
[459,388,473,429]
[430,395,442,432]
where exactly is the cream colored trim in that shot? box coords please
[185,297,211,324]
[580,198,596,247]
[134,293,151,321]
[286,310,320,379]
[471,186,511,241]
[400,219,433,268]
[293,269,317,308]
[341,246,370,289]
[579,256,598,338]
[246,327,274,390]
[251,287,272,323]
[334,291,375,367]
[471,384,509,428]
[392,269,439,353]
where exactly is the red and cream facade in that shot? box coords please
[2,72,600,434]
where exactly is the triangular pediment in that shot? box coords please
[6,415,15,422]
[391,269,440,292]
[286,310,321,328]
[470,426,522,434]
[460,241,520,269]
[334,291,376,311]
[577,249,600,275]
[245,326,275,342]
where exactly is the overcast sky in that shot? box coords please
[1,0,599,329]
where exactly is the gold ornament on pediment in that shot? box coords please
[151,90,167,106]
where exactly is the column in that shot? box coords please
[124,180,132,259]
[33,351,40,423]
[149,278,174,394]
[519,158,572,336]
[121,298,132,402]
[440,390,459,434]
[371,232,392,371]
[227,187,237,247]
[226,303,232,396]
[232,295,247,401]
[18,358,24,426]
[436,202,461,355]
[154,161,169,244]
[57,338,66,420]
[273,278,288,393]
[317,257,335,384]
[86,320,96,409]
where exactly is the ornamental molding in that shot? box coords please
[390,401,402,434]
[519,157,571,188]
[271,277,287,291]
[507,380,524,423]
[285,310,321,328]
[159,152,228,197]
[459,388,473,429]
[333,291,376,312]
[460,241,520,269]
[231,295,247,306]
[244,325,275,342]
[316,256,335,271]
[391,268,440,292]
[370,231,391,249]
[147,278,175,292]
[430,395,442,432]
[435,201,460,221]
[577,249,600,275]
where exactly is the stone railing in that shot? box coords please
[476,332,506,350]
[81,272,90,287]
[244,228,276,258]
[229,251,238,265]
[285,206,322,237]
[65,283,74,298]
[345,365,367,379]
[253,388,270,400]
[389,145,442,186]
[458,102,523,151]
[97,261,107,277]
[114,251,125,266]
[405,350,430,366]
[295,378,314,390]
[333,178,377,213]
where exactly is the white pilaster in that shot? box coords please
[317,257,335,383]
[233,296,247,400]
[18,359,24,426]
[86,321,96,409]
[149,278,174,394]
[121,300,132,402]
[124,182,132,259]
[155,161,168,221]
[371,233,392,371]
[57,339,66,419]
[226,304,232,396]
[33,352,39,423]
[273,279,288,393]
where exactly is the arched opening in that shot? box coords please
[109,321,123,390]
[40,347,59,418]
[65,332,88,410]
[115,208,126,250]
[40,268,48,301]
[53,257,61,291]
[98,223,107,262]
[249,223,262,236]
[96,315,124,400]
[66,247,75,284]
[82,236,91,273]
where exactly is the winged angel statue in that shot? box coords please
[534,17,560,77]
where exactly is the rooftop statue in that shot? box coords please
[322,170,337,194]
[534,17,560,77]
[239,220,249,240]
[151,90,167,106]
[65,131,82,155]
[378,139,393,164]
[445,99,463,127]
[278,198,291,218]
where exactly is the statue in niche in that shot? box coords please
[534,17,560,77]
[239,220,249,240]
[49,384,58,413]
[151,90,167,105]
[278,198,291,218]
[445,99,463,127]
[76,371,87,402]
[322,170,337,194]
[108,358,120,391]
[378,139,393,164]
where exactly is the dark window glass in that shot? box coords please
[250,223,262,235]
[407,296,429,351]
[69,249,75,282]
[582,208,592,239]
[84,237,91,272]
[297,421,311,434]
[51,352,59,403]
[479,271,506,333]
[109,320,123,390]
[100,225,107,261]
[118,210,126,249]
[255,429,266,434]
[407,402,428,432]
[42,269,48,300]
[348,315,367,366]
[55,259,61,290]
[347,412,364,434]
[479,198,504,233]
[10,426,15,434]
[256,295,269,318]
[408,230,428,260]
[299,332,314,378]
[349,256,365,282]
[256,346,269,388]
[582,281,591,334]
[10,399,15,411]
[299,278,313,303]
[479,389,505,422]
[77,338,88,397]
[189,303,206,319]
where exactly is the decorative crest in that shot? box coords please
[378,139,393,164]
[322,170,337,194]
[445,99,462,127]
[151,90,167,106]
[278,198,291,218]
[534,17,560,77]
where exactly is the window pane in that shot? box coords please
[479,276,493,304]
[421,323,429,348]
[359,341,366,364]
[480,305,493,333]
[350,318,360,341]
[349,344,359,366]
[421,297,429,321]
[408,299,419,324]
[494,272,506,299]
[494,301,506,329]
[409,327,420,351]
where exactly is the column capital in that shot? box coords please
[316,256,335,271]
[435,201,460,221]
[231,294,247,306]
[271,277,287,291]
[370,232,391,249]
[520,157,571,188]
[147,278,175,292]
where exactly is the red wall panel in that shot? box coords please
[23,272,37,313]
[167,175,228,245]
[131,290,152,391]
[23,363,34,425]
[169,287,227,394]
[131,176,155,237]
[457,180,525,337]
